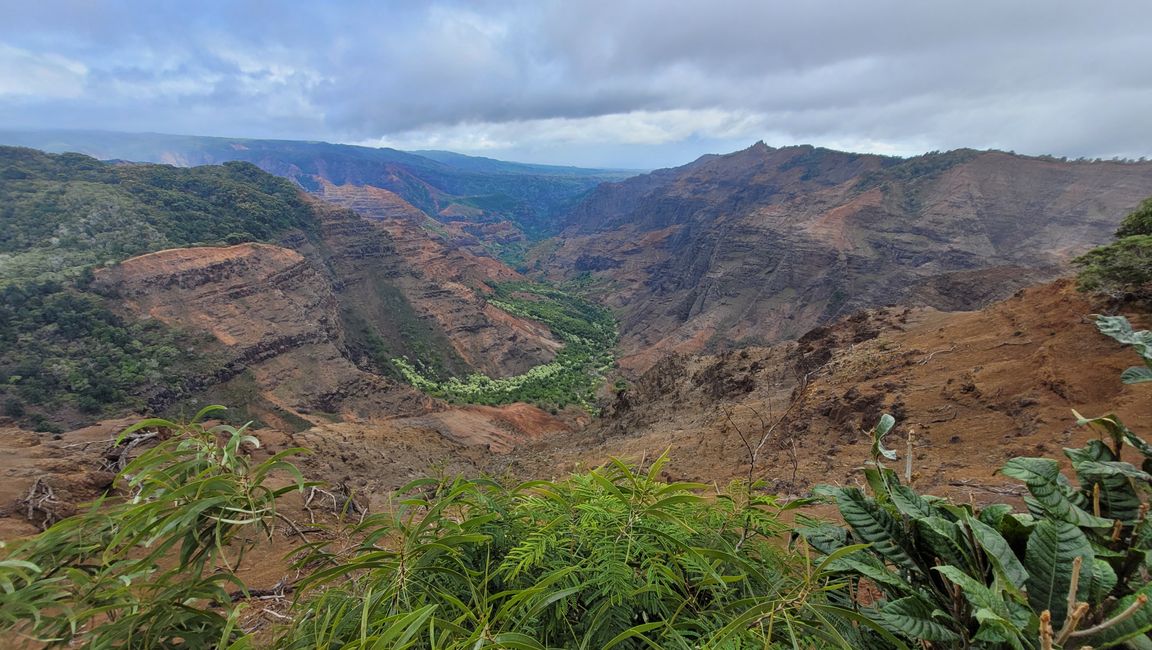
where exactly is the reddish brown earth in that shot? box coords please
[298,199,560,378]
[542,144,1152,372]
[7,279,1148,543]
[523,280,1152,504]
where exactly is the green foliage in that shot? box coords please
[3,413,861,649]
[394,281,617,411]
[0,147,319,286]
[0,406,307,647]
[0,281,220,427]
[1116,197,1152,238]
[1074,236,1152,300]
[806,406,1152,649]
[1075,195,1152,300]
[1095,314,1152,384]
[282,455,855,649]
[0,146,325,421]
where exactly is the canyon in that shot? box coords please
[1,135,1151,540]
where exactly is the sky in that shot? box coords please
[2,0,1152,169]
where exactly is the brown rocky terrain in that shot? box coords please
[294,199,559,379]
[4,279,1148,541]
[81,192,567,436]
[96,243,432,425]
[514,280,1152,502]
[541,143,1152,372]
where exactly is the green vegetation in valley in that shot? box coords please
[392,281,617,411]
[4,318,1152,647]
[1075,196,1152,301]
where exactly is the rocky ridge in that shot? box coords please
[543,144,1152,372]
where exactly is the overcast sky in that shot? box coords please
[2,0,1151,168]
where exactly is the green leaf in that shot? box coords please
[1001,457,1113,528]
[965,516,1029,591]
[875,595,961,643]
[1077,581,1152,648]
[1023,518,1093,626]
[871,413,898,462]
[835,487,921,572]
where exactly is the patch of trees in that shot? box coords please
[0,147,320,285]
[0,282,215,430]
[1075,196,1152,302]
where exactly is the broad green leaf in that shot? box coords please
[1122,365,1152,384]
[965,516,1029,591]
[1001,457,1113,528]
[875,595,961,643]
[871,413,898,461]
[1077,581,1152,648]
[835,488,921,573]
[1023,518,1093,626]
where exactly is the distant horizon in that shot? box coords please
[5,126,1152,174]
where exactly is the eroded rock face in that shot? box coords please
[308,186,560,377]
[98,243,432,423]
[544,144,1152,372]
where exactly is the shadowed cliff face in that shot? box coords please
[294,199,561,379]
[93,198,565,425]
[542,143,1152,372]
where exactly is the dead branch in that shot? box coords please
[918,345,957,365]
[102,430,160,472]
[18,477,62,530]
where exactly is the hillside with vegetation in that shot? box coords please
[540,143,1152,371]
[0,147,322,429]
[393,281,617,411]
[0,130,637,258]
[2,317,1150,647]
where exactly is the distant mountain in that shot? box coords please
[0,130,637,252]
[539,142,1152,371]
[412,149,641,177]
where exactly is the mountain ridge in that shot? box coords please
[539,142,1152,372]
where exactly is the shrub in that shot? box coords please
[805,320,1152,649]
[0,406,306,647]
[280,455,863,648]
[1075,196,1152,300]
[1074,235,1152,300]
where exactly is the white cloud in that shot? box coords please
[0,43,87,98]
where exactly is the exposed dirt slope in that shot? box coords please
[513,281,1152,501]
[543,144,1152,372]
[5,280,1148,540]
[97,243,433,424]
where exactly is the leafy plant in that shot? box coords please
[0,406,306,647]
[1075,196,1152,301]
[805,402,1152,649]
[281,454,860,649]
[1095,314,1152,384]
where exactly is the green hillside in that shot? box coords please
[0,147,323,429]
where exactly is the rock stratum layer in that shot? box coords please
[545,143,1152,371]
[95,198,564,426]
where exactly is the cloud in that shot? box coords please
[1,1,1151,166]
[0,44,86,98]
